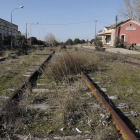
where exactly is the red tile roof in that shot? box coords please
[105,19,132,29]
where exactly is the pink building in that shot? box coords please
[98,19,140,46]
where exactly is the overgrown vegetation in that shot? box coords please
[114,37,124,48]
[14,35,28,55]
[42,51,101,82]
[93,36,103,51]
[0,37,4,56]
[1,47,140,139]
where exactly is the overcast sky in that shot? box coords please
[0,0,124,42]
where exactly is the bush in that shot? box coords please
[14,35,28,55]
[93,37,103,51]
[73,38,81,45]
[61,44,67,49]
[42,52,88,82]
[114,37,124,48]
[65,39,73,45]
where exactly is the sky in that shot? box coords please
[0,0,124,42]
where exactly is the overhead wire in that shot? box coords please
[28,19,112,26]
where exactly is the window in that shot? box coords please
[130,24,132,26]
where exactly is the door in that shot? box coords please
[106,35,111,44]
[121,35,125,43]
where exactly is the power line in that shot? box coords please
[97,20,111,25]
[37,20,95,25]
[27,19,111,26]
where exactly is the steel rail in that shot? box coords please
[63,49,137,140]
[125,61,140,67]
[82,48,140,67]
[81,71,137,140]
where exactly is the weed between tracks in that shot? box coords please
[42,50,101,82]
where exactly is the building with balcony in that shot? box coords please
[98,18,140,46]
[0,18,21,41]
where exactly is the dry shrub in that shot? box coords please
[43,52,88,82]
[59,93,81,113]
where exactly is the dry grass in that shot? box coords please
[98,53,126,63]
[42,50,102,82]
[0,48,126,139]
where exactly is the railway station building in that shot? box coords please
[98,18,140,46]
[0,18,21,41]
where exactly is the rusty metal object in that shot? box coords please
[81,71,137,140]
[5,51,55,104]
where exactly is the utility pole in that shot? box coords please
[95,20,97,38]
[116,15,118,37]
[114,15,118,46]
[26,23,27,45]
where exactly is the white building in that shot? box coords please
[0,18,21,40]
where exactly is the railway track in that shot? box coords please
[82,48,140,67]
[0,48,139,139]
[64,50,138,140]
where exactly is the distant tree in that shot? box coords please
[59,42,64,46]
[65,39,73,45]
[37,40,44,45]
[90,39,95,44]
[45,33,56,46]
[119,0,140,21]
[81,39,86,44]
[28,37,38,45]
[15,35,28,55]
[73,38,81,45]
[53,40,59,47]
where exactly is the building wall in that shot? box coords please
[111,29,115,46]
[0,18,19,40]
[116,21,140,44]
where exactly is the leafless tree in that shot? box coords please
[119,0,140,21]
[45,32,56,46]
[133,0,140,20]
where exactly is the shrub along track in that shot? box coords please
[0,49,123,140]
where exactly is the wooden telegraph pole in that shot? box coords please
[114,15,118,46]
[95,20,97,38]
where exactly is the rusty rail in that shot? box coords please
[125,61,140,67]
[81,71,137,140]
[63,49,137,140]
